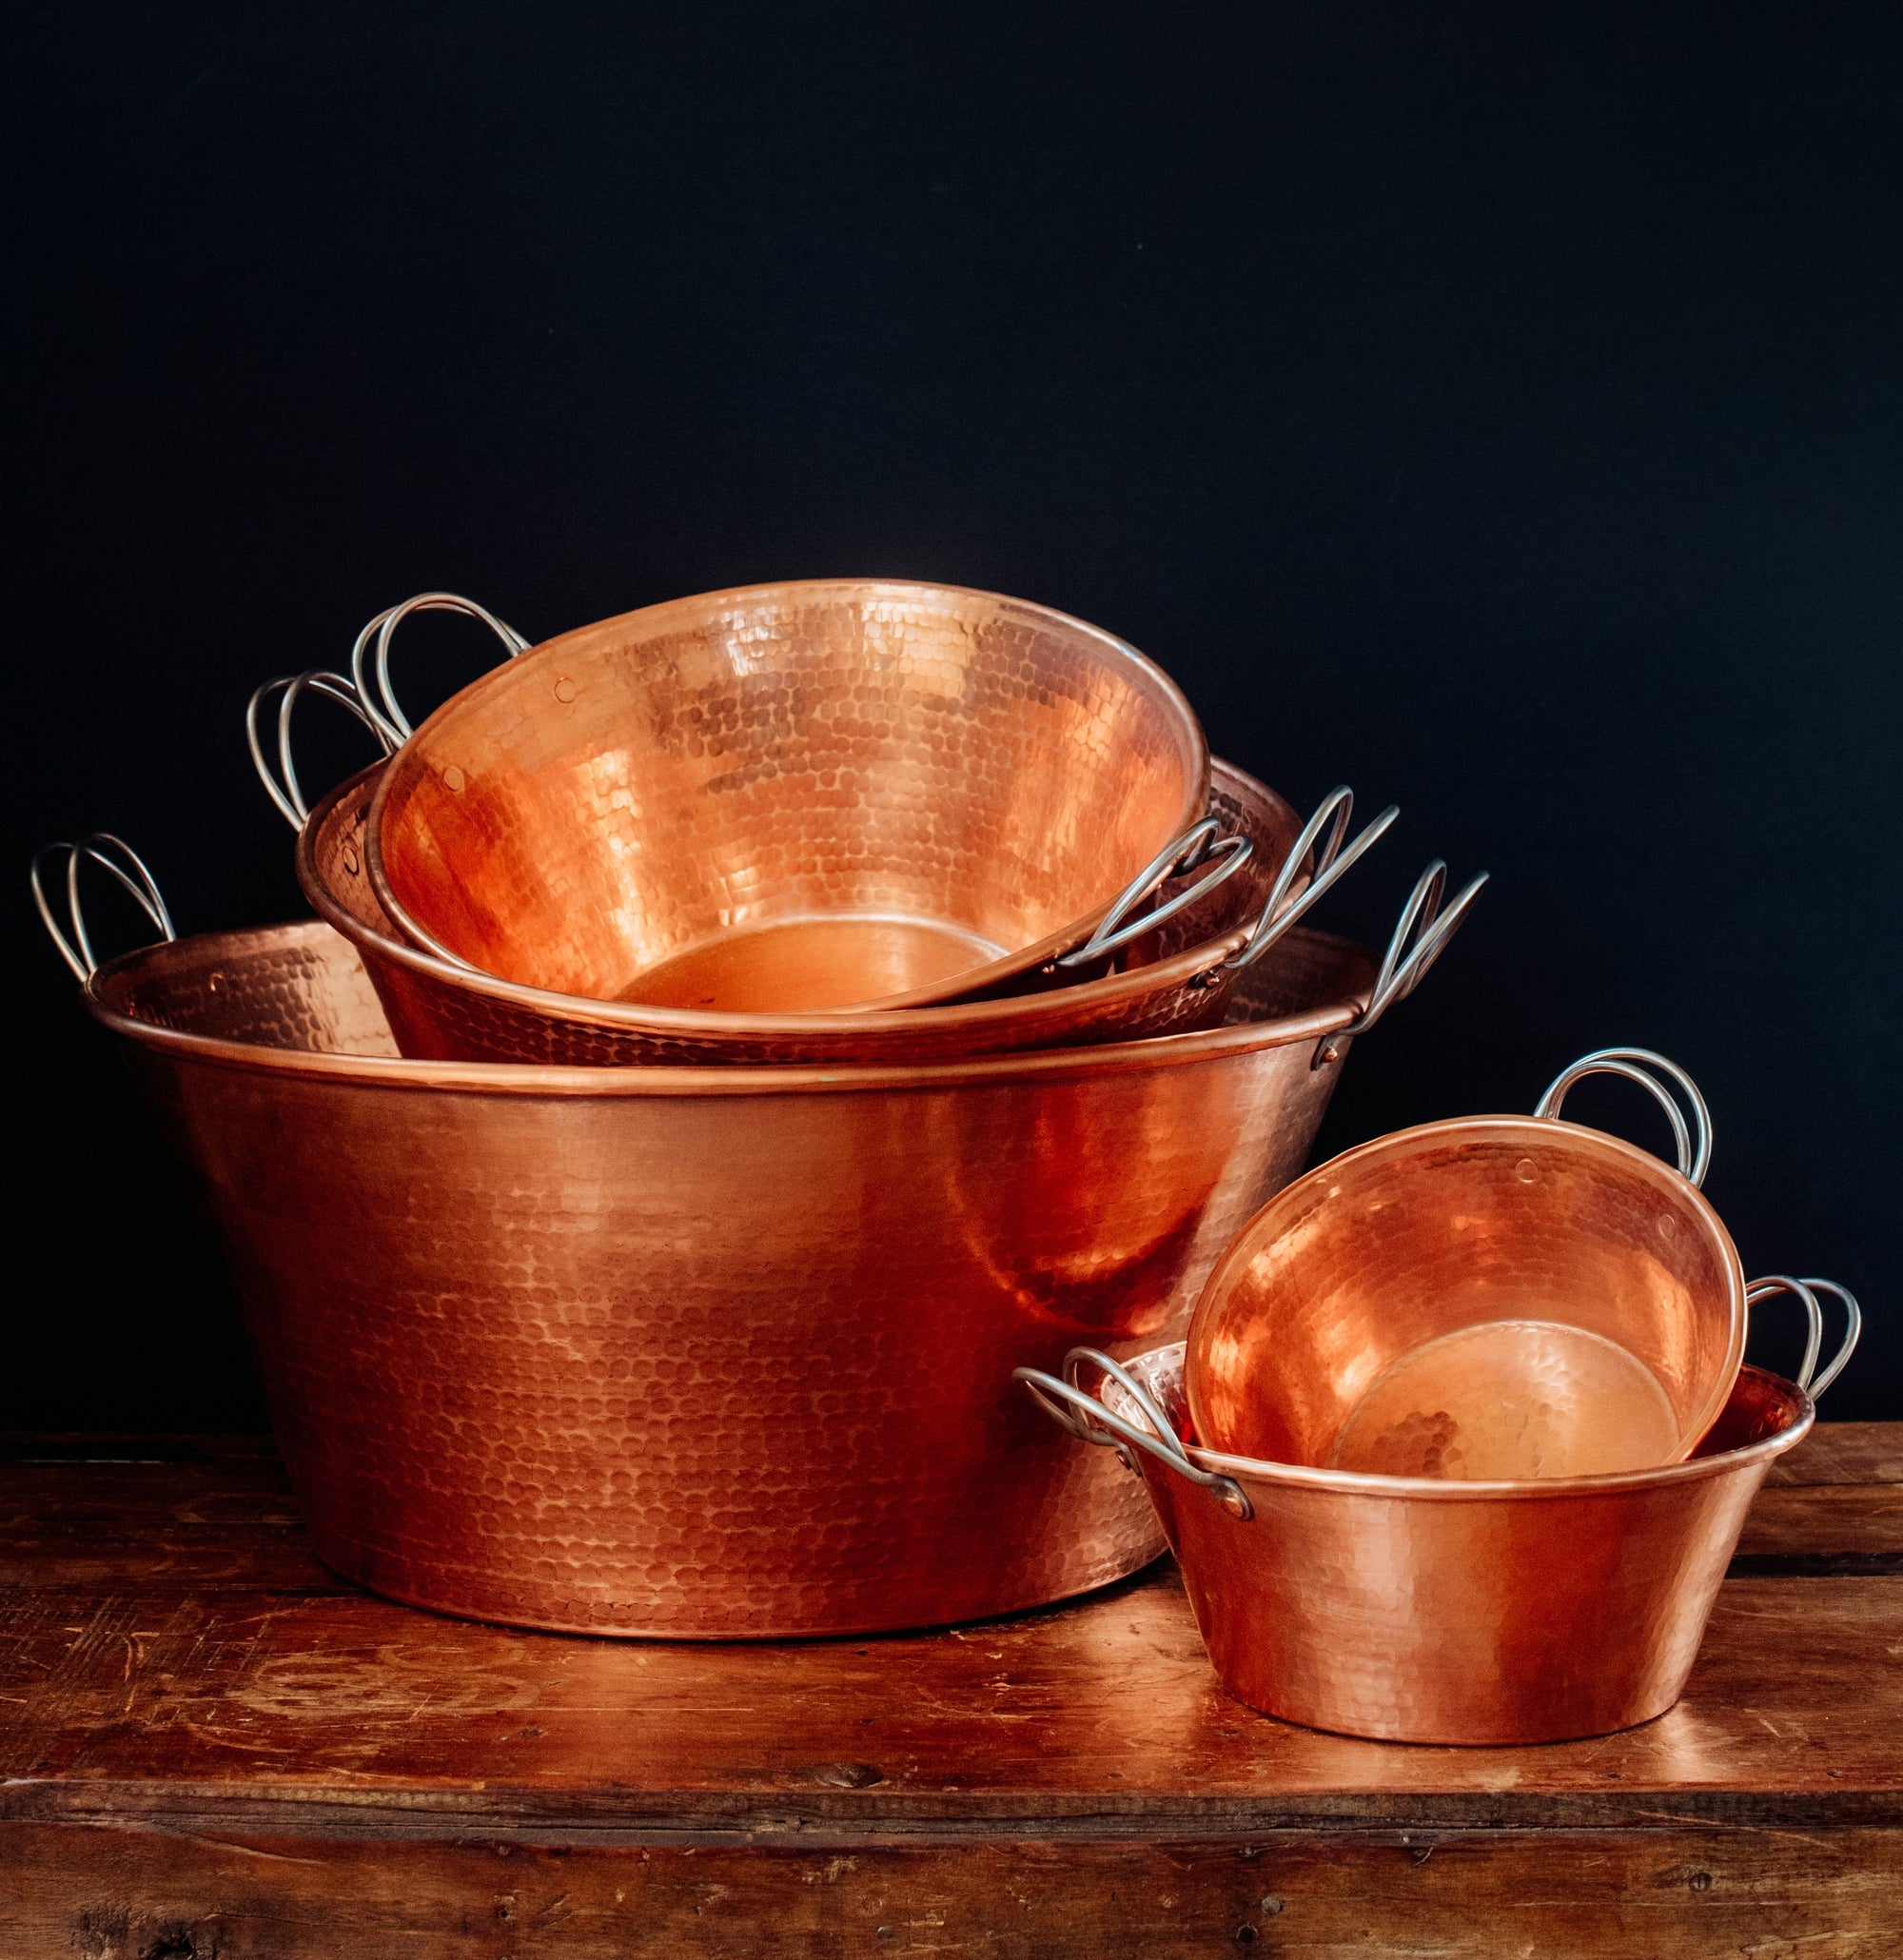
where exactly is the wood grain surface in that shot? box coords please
[3,1428,1899,1957]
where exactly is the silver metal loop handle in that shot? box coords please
[1311,858,1488,1068]
[246,670,394,830]
[348,592,530,748]
[1535,1047,1714,1187]
[1225,788,1402,973]
[1012,1347,1253,1520]
[1057,818,1255,969]
[1746,1276,1861,1401]
[31,834,175,982]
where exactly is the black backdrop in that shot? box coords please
[7,3,1897,1424]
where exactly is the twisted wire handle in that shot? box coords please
[1312,857,1489,1067]
[1013,1346,1253,1519]
[1225,787,1402,972]
[31,833,174,981]
[1746,1276,1862,1401]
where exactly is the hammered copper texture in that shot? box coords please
[85,919,1373,1639]
[1104,1344,1813,1744]
[304,761,1310,1067]
[368,579,1208,1010]
[1184,1117,1749,1479]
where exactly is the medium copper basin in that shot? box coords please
[366,578,1210,1011]
[305,759,1378,1067]
[1033,1341,1831,1744]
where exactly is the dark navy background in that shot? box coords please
[7,3,1897,1423]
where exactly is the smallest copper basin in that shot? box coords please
[1184,1049,1748,1480]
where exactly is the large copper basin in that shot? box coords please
[82,915,1375,1638]
[365,579,1210,1011]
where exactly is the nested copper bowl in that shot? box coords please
[1183,1050,1748,1480]
[365,578,1210,1013]
[307,759,1407,1068]
[72,905,1386,1639]
[1020,1332,1845,1744]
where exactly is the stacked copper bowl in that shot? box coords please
[1020,1049,1861,1742]
[37,580,1482,1639]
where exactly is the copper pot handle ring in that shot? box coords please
[1745,1276,1862,1400]
[1310,856,1491,1069]
[347,592,530,748]
[1012,1349,1254,1520]
[30,833,174,981]
[1535,1048,1714,1186]
[1054,818,1255,970]
[246,670,394,830]
[1226,786,1402,975]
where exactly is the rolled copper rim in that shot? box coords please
[1124,1345,1813,1501]
[85,916,1369,1096]
[364,577,1211,1008]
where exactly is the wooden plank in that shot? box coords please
[4,1820,1899,1958]
[1764,1423,1903,1487]
[0,1445,335,1597]
[3,1434,1900,1952]
[1733,1483,1903,1572]
[3,1569,1900,1832]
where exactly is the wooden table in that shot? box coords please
[3,1428,1899,1958]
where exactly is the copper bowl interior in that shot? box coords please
[369,579,1209,1012]
[1122,1343,1806,1475]
[102,921,400,1058]
[1185,1119,1748,1480]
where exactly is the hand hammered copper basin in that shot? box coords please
[307,759,1386,1067]
[77,911,1383,1638]
[365,578,1211,1012]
